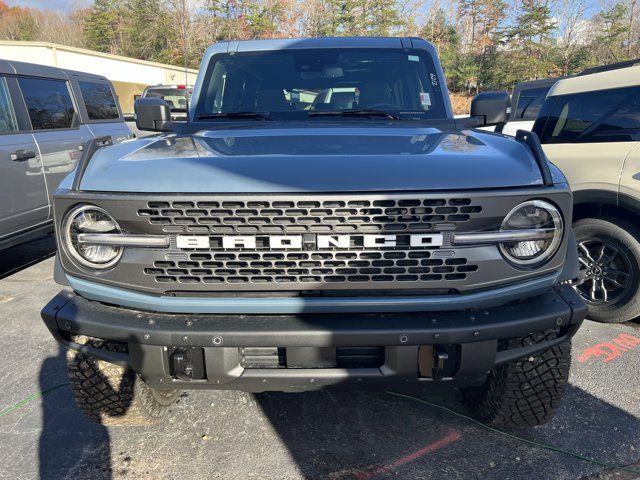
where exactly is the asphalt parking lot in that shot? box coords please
[0,237,639,480]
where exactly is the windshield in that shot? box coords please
[195,48,447,120]
[145,87,191,112]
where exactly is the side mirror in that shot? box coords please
[134,97,172,132]
[470,91,511,127]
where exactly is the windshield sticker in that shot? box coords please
[408,55,420,62]
[420,92,431,109]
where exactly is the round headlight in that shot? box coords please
[499,200,563,266]
[61,205,122,269]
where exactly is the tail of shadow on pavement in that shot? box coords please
[253,383,640,480]
[39,345,113,480]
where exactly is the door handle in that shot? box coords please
[10,149,37,162]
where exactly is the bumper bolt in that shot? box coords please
[399,335,408,343]
[64,322,71,330]
[185,320,193,327]
[555,316,566,326]
[473,331,480,337]
[143,334,150,341]
[148,319,156,325]
[433,333,440,339]
[212,336,223,345]
[182,336,188,342]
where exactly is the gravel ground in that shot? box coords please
[0,237,639,480]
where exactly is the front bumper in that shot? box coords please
[41,285,586,392]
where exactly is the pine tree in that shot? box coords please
[83,0,121,53]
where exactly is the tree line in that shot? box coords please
[1,0,639,96]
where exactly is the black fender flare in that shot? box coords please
[572,190,640,219]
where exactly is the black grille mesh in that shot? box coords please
[138,197,482,234]
[143,250,478,285]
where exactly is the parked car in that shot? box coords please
[141,84,192,121]
[499,77,565,136]
[533,59,640,323]
[42,37,586,428]
[0,60,132,251]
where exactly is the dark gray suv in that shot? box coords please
[41,37,586,428]
[0,60,131,250]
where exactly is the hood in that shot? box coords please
[78,123,547,193]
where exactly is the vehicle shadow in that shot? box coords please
[0,234,56,279]
[254,383,640,479]
[38,345,113,480]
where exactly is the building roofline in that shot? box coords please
[0,40,198,73]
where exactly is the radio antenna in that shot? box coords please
[182,0,190,121]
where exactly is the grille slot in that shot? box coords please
[140,197,482,234]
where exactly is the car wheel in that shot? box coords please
[572,217,640,323]
[67,336,181,426]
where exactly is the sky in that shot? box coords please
[3,0,91,11]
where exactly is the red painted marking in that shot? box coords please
[578,334,640,363]
[341,430,462,480]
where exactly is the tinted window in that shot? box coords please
[196,48,447,120]
[18,77,78,130]
[537,85,640,144]
[0,77,18,133]
[515,86,551,120]
[79,81,119,120]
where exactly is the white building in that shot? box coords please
[0,40,198,114]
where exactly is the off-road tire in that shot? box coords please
[67,337,180,426]
[460,329,571,428]
[573,217,640,323]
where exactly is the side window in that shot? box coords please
[79,81,119,120]
[0,77,18,133]
[515,86,551,121]
[539,86,640,144]
[17,77,78,130]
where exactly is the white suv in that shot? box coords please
[532,59,640,323]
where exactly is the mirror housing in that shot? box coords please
[134,97,172,132]
[470,91,511,127]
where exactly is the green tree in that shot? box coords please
[83,0,122,53]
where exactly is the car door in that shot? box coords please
[618,129,640,203]
[0,74,48,240]
[537,86,639,195]
[16,76,92,201]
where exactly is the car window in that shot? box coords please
[536,85,640,144]
[0,77,18,133]
[144,87,191,112]
[18,77,79,130]
[196,48,447,120]
[79,81,119,120]
[515,86,551,121]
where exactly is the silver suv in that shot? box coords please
[0,60,132,250]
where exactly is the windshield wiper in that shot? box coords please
[308,109,400,120]
[196,111,273,120]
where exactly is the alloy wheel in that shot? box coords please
[573,239,633,304]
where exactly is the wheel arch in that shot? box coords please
[573,190,640,224]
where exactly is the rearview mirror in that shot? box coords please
[470,91,511,128]
[134,97,172,132]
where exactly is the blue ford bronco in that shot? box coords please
[41,37,586,427]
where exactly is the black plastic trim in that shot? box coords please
[515,129,554,186]
[71,135,113,192]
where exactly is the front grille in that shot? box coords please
[57,188,570,295]
[138,197,483,234]
[143,250,478,285]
